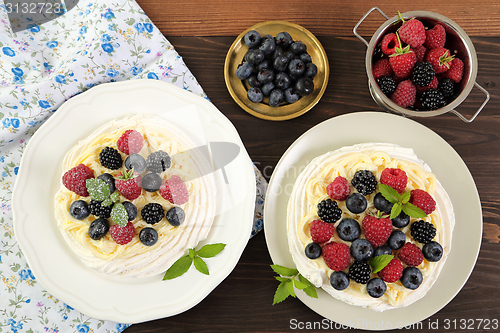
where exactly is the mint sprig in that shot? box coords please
[369,254,394,274]
[110,202,128,227]
[271,265,318,305]
[86,178,110,201]
[379,184,427,219]
[162,243,226,280]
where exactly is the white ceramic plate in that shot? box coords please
[12,80,256,324]
[264,111,482,330]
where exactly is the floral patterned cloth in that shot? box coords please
[0,0,266,331]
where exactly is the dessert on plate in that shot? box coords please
[54,114,216,278]
[287,143,454,311]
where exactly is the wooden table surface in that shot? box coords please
[128,1,499,332]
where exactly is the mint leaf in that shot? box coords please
[86,178,110,201]
[286,280,296,298]
[162,255,193,280]
[110,191,120,203]
[303,286,318,298]
[402,202,427,218]
[379,184,400,204]
[298,274,315,288]
[271,265,298,277]
[193,256,209,275]
[390,202,402,219]
[196,243,226,258]
[293,279,309,290]
[400,191,411,204]
[273,281,291,305]
[188,248,196,259]
[369,254,394,273]
[275,276,291,283]
[101,198,113,207]
[110,203,128,227]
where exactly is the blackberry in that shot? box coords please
[411,62,435,87]
[420,88,446,111]
[89,200,113,219]
[99,147,123,170]
[317,198,342,223]
[141,203,164,224]
[351,170,377,196]
[348,261,371,284]
[410,220,437,244]
[146,150,171,173]
[373,43,384,61]
[438,78,455,98]
[376,76,396,95]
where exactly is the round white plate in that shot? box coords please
[264,111,482,330]
[12,80,256,324]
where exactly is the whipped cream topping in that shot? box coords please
[54,114,216,278]
[287,143,454,311]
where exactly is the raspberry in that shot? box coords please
[376,76,397,95]
[89,199,113,219]
[411,62,435,87]
[99,147,123,170]
[399,18,426,48]
[443,58,464,83]
[377,258,403,283]
[317,198,342,223]
[109,222,135,245]
[327,176,350,201]
[116,130,144,155]
[420,88,446,111]
[410,189,436,215]
[389,49,417,79]
[380,168,407,193]
[115,169,142,201]
[411,45,427,63]
[398,242,424,267]
[310,219,335,244]
[425,47,453,74]
[362,215,392,248]
[410,220,437,244]
[373,58,393,79]
[424,23,446,50]
[141,203,165,225]
[391,79,416,108]
[351,170,377,196]
[159,175,189,205]
[381,33,400,55]
[348,261,371,284]
[322,242,350,272]
[62,164,94,197]
[146,150,171,173]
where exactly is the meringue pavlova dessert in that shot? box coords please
[287,143,454,311]
[55,114,216,278]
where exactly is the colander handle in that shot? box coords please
[353,7,390,47]
[451,82,490,123]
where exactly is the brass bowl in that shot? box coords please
[224,21,329,121]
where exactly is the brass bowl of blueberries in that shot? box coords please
[224,21,329,121]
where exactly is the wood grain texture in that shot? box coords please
[136,0,500,37]
[124,34,500,332]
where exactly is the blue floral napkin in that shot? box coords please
[0,0,265,331]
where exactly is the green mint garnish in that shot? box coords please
[86,178,110,201]
[162,243,226,280]
[270,264,318,305]
[110,203,128,227]
[369,254,394,274]
[110,191,120,203]
[378,184,427,219]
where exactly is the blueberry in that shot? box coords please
[247,87,264,103]
[400,267,423,290]
[88,218,109,240]
[235,62,253,80]
[97,173,116,193]
[304,242,322,259]
[295,76,314,96]
[259,35,276,55]
[285,51,298,62]
[122,201,137,221]
[373,192,393,214]
[243,30,261,48]
[275,31,293,49]
[299,53,312,63]
[124,154,146,173]
[274,72,291,90]
[272,46,285,60]
[330,271,350,291]
[350,239,374,261]
[139,227,158,246]
[269,89,285,107]
[345,193,367,214]
[392,211,410,228]
[367,278,387,298]
[261,82,275,96]
[288,58,305,77]
[166,206,185,226]
[336,218,361,242]
[245,49,265,64]
[305,62,318,78]
[290,41,307,54]
[388,230,406,250]
[142,173,162,192]
[422,241,443,262]
[373,245,392,257]
[273,55,289,72]
[256,59,271,71]
[70,200,90,220]
[284,87,300,104]
[246,74,262,88]
[257,69,274,84]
